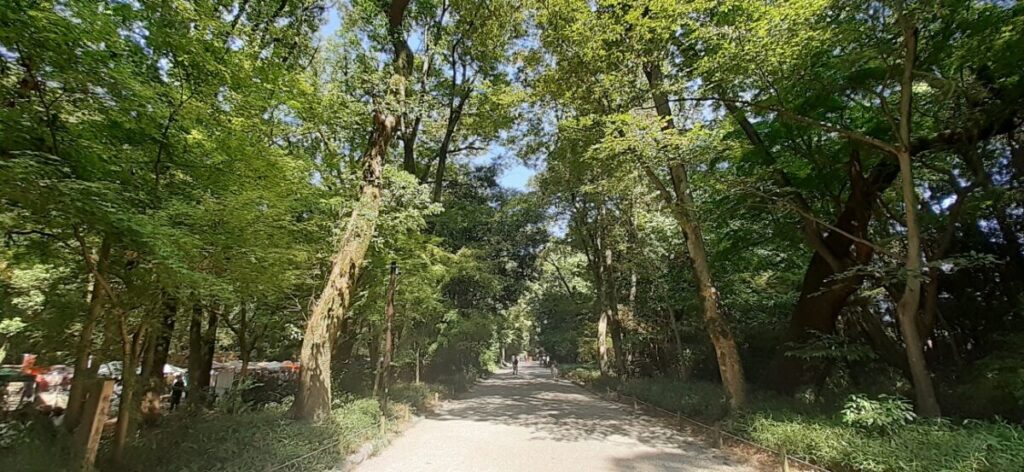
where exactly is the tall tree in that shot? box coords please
[291,0,413,421]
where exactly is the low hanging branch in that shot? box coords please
[72,225,118,303]
[675,96,900,156]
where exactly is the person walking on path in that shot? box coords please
[170,375,185,411]
[512,355,519,375]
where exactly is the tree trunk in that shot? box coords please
[644,62,746,410]
[415,345,421,384]
[380,262,398,411]
[402,122,419,176]
[431,91,468,202]
[894,19,940,417]
[672,206,747,410]
[141,295,176,424]
[667,308,688,379]
[113,360,136,465]
[240,348,251,380]
[895,147,940,416]
[602,245,627,377]
[187,304,207,406]
[598,311,609,375]
[370,332,382,397]
[291,0,411,422]
[853,307,910,375]
[139,336,157,396]
[766,159,899,392]
[235,305,250,379]
[331,317,358,374]
[608,311,626,376]
[199,306,218,394]
[66,237,111,432]
[113,315,144,465]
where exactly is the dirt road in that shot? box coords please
[356,363,757,471]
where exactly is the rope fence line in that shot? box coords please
[572,381,830,472]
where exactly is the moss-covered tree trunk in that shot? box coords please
[291,0,412,422]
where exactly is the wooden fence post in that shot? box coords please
[71,379,114,472]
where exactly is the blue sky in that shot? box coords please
[318,6,535,192]
[497,163,535,190]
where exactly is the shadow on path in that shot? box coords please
[356,363,754,471]
[432,365,720,454]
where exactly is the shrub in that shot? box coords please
[0,419,27,448]
[239,374,297,408]
[621,378,729,421]
[388,382,444,412]
[435,371,479,394]
[0,414,69,472]
[333,398,383,436]
[565,372,1024,472]
[215,380,255,415]
[103,399,383,471]
[561,365,620,392]
[739,412,1024,472]
[840,394,917,433]
[563,366,602,385]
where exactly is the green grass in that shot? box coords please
[739,414,1024,472]
[562,367,1024,472]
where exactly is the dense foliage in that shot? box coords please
[2,0,1023,470]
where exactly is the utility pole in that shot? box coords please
[380,261,399,412]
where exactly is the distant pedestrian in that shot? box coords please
[170,375,185,410]
[512,355,519,375]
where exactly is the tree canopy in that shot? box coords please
[2,1,1024,470]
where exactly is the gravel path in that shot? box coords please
[356,363,757,472]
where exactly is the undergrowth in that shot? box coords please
[115,399,383,472]
[563,366,1024,472]
[1,380,447,472]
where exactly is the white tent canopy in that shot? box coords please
[98,362,186,378]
